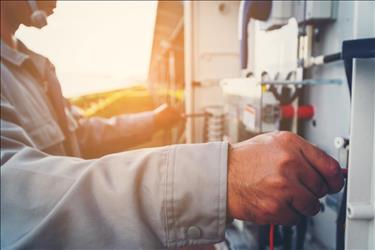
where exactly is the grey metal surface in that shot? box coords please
[344,1,375,248]
[346,58,375,250]
[301,1,355,249]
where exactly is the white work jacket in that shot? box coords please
[0,40,228,249]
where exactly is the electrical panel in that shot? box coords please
[184,1,375,249]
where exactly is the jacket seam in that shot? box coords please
[171,144,177,247]
[165,146,170,247]
[219,142,227,237]
[218,143,222,236]
[162,148,167,247]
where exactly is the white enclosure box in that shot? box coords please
[184,1,240,143]
[252,18,299,81]
[190,1,240,83]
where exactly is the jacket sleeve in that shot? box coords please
[75,110,157,158]
[1,99,228,249]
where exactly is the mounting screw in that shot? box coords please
[334,137,349,149]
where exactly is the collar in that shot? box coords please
[1,39,30,66]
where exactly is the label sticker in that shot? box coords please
[243,104,256,131]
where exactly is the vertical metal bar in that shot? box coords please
[345,58,375,250]
[184,1,194,143]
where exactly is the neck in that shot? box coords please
[1,12,19,49]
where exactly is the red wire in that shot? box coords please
[269,224,275,250]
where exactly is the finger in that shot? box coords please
[255,197,301,226]
[297,158,329,198]
[296,139,344,193]
[289,184,321,217]
[272,201,301,226]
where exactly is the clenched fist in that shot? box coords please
[227,131,344,226]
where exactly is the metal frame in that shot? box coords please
[345,57,375,250]
[344,1,375,249]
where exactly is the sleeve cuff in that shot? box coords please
[164,142,228,248]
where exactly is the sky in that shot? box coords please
[16,1,157,97]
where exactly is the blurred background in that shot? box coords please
[17,1,157,97]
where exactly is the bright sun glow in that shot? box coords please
[16,1,157,97]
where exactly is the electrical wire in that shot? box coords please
[323,52,342,63]
[269,224,275,250]
[336,167,348,250]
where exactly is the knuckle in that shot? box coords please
[265,201,281,215]
[315,148,329,163]
[277,151,295,168]
[277,131,295,142]
[268,176,289,190]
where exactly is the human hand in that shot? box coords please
[153,104,182,130]
[227,131,344,226]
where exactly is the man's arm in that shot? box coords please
[1,100,344,249]
[74,104,182,158]
[1,99,228,249]
[75,110,156,157]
